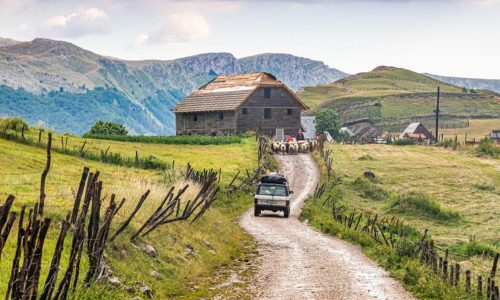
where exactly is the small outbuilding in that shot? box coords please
[491,130,500,143]
[301,116,317,140]
[399,122,433,141]
[175,72,308,136]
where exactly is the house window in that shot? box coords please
[218,111,224,120]
[242,108,248,115]
[193,113,198,122]
[287,109,292,115]
[264,108,271,119]
[264,88,271,98]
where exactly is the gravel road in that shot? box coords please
[239,154,414,300]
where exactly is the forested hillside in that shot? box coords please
[0,38,346,135]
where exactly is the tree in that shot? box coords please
[85,121,128,136]
[1,117,29,133]
[315,109,341,138]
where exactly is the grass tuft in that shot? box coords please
[389,192,460,221]
[352,176,390,201]
[392,139,415,146]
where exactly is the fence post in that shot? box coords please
[39,133,52,215]
[455,263,460,286]
[478,275,483,297]
[465,270,471,293]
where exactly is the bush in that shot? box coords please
[450,240,497,258]
[390,192,459,221]
[0,116,29,132]
[393,138,415,146]
[476,138,499,157]
[85,134,243,145]
[352,176,390,201]
[84,121,128,136]
[436,138,460,150]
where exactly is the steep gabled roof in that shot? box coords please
[399,122,432,139]
[175,72,308,113]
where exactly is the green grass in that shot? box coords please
[389,191,460,221]
[298,66,500,123]
[314,143,500,278]
[0,134,258,299]
[83,134,243,145]
[300,149,497,299]
[10,128,255,182]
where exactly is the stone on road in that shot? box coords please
[239,154,414,300]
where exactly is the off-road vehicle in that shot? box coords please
[254,172,292,218]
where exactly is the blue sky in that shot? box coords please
[1,0,499,78]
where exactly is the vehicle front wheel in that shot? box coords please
[283,207,290,218]
[254,208,261,217]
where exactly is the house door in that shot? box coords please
[276,128,284,141]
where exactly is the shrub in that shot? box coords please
[450,239,497,258]
[84,121,128,136]
[0,116,29,132]
[85,134,243,145]
[436,138,460,150]
[393,138,415,146]
[476,138,499,158]
[389,192,459,221]
[352,176,390,201]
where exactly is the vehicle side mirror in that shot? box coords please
[289,191,294,194]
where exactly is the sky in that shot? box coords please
[1,0,500,79]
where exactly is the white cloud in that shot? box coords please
[39,7,111,38]
[134,13,210,46]
[19,23,29,33]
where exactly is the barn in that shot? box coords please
[175,72,308,136]
[399,122,433,141]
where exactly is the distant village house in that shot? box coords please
[399,122,433,141]
[491,130,500,143]
[175,72,308,136]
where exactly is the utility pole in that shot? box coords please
[435,86,440,142]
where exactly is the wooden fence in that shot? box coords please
[314,147,500,300]
[0,132,264,299]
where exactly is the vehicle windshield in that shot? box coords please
[257,184,287,196]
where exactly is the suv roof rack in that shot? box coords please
[260,172,287,184]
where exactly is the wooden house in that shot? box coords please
[175,72,308,136]
[399,122,433,141]
[491,130,500,143]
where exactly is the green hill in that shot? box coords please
[299,66,500,124]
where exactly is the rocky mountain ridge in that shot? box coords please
[0,37,347,135]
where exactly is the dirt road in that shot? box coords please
[239,154,414,299]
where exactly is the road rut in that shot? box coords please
[239,154,414,300]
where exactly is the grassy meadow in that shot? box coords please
[298,67,500,123]
[307,143,499,277]
[19,129,255,182]
[439,118,500,140]
[301,143,500,298]
[0,131,258,299]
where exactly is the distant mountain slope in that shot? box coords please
[425,73,500,93]
[0,37,346,135]
[298,66,500,124]
[238,53,347,90]
[0,37,21,47]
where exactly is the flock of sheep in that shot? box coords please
[271,139,318,155]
